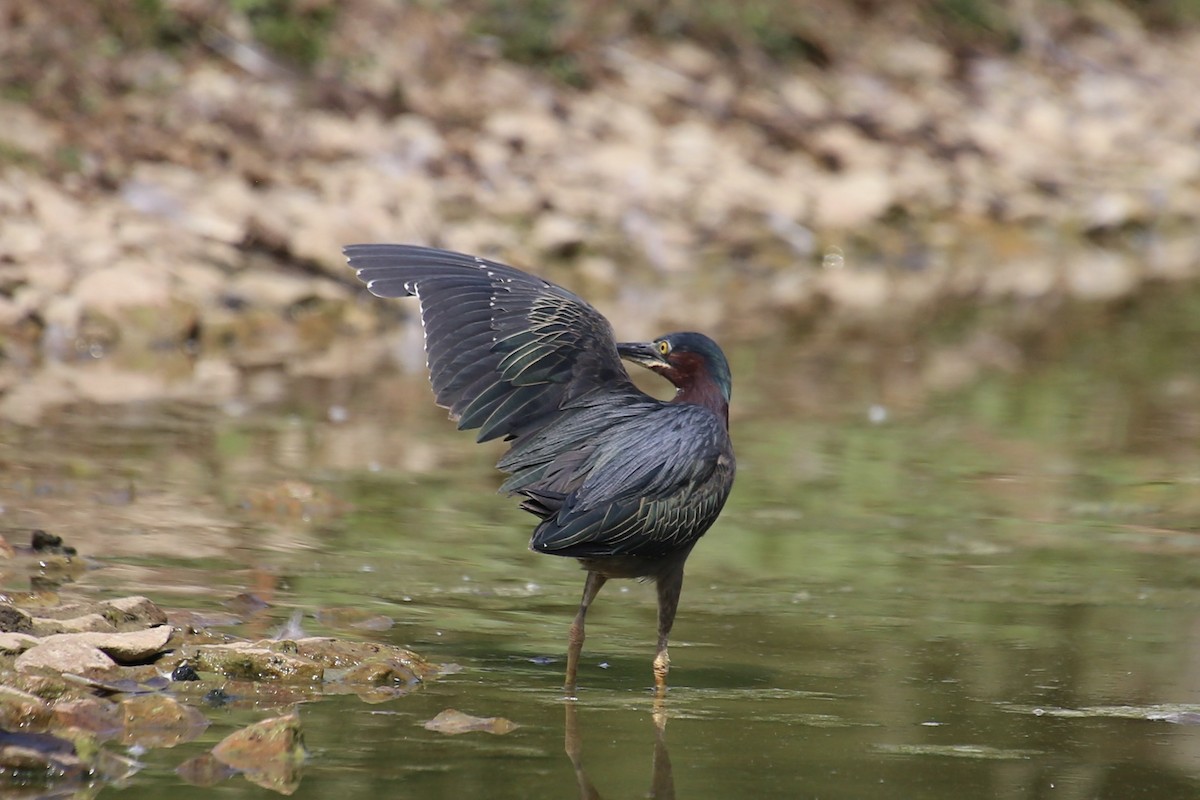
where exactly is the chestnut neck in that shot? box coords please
[658,353,730,428]
[673,380,730,428]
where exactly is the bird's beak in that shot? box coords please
[617,342,668,370]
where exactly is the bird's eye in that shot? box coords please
[658,340,671,356]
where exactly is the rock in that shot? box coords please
[52,697,125,739]
[0,604,34,634]
[340,656,425,689]
[0,729,88,786]
[812,170,895,229]
[36,626,172,664]
[0,102,63,159]
[31,613,117,635]
[1066,250,1137,301]
[817,267,891,313]
[423,708,519,735]
[212,711,305,794]
[530,213,586,256]
[189,643,324,683]
[15,639,117,673]
[72,261,173,317]
[99,596,169,628]
[878,38,952,81]
[121,694,210,748]
[289,637,438,679]
[0,632,39,653]
[0,685,53,729]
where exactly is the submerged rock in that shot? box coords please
[121,694,210,748]
[423,708,520,736]
[211,710,306,794]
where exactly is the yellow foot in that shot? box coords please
[652,649,670,694]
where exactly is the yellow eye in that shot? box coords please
[657,340,671,356]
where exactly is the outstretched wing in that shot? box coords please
[525,404,736,559]
[344,244,646,445]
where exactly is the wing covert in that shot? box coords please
[525,404,735,559]
[344,244,645,444]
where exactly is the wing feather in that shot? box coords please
[344,244,646,451]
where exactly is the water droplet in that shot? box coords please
[822,246,845,270]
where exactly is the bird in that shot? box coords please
[344,244,735,695]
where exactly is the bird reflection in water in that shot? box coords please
[564,699,675,800]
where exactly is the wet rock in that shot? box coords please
[212,710,305,794]
[30,529,74,555]
[0,685,53,729]
[340,656,425,690]
[290,637,438,680]
[64,671,171,695]
[225,593,271,617]
[15,638,117,673]
[188,642,324,683]
[423,708,519,736]
[171,661,201,681]
[99,596,169,628]
[0,729,88,786]
[168,609,244,631]
[0,604,34,634]
[51,697,125,739]
[121,694,210,748]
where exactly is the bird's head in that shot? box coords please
[617,332,732,412]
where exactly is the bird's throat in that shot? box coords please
[673,381,729,428]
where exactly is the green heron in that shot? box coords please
[345,244,735,694]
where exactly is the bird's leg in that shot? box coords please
[653,568,684,695]
[565,571,607,697]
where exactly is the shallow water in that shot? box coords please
[4,288,1200,798]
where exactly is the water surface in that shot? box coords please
[3,288,1200,798]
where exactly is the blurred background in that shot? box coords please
[2,2,1200,798]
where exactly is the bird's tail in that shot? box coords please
[518,488,565,520]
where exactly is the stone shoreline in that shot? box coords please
[1,4,1199,422]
